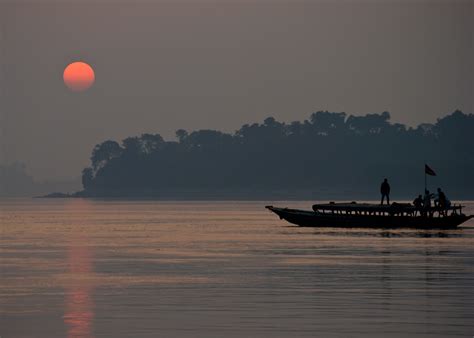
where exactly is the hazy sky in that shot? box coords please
[1,0,472,180]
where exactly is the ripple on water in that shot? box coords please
[1,199,473,337]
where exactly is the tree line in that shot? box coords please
[79,110,474,199]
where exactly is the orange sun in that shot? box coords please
[63,61,95,92]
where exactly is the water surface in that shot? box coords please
[1,199,473,337]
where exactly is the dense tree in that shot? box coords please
[79,111,474,198]
[310,111,347,135]
[81,168,94,189]
[90,140,122,173]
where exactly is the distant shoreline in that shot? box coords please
[37,189,474,201]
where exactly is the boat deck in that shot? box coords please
[312,202,463,216]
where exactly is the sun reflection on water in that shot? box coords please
[62,200,95,338]
[63,241,95,338]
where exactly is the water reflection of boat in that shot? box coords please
[266,202,473,229]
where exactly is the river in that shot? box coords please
[1,199,473,337]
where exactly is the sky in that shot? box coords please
[1,0,473,181]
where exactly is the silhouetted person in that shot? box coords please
[413,194,423,216]
[380,178,390,205]
[435,187,450,215]
[423,190,432,207]
[434,188,445,207]
[423,189,433,217]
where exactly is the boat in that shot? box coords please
[266,202,473,229]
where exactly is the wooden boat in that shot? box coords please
[266,202,473,229]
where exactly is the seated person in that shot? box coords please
[435,188,451,216]
[422,190,434,217]
[435,188,447,208]
[423,190,432,208]
[412,195,423,215]
[413,195,423,208]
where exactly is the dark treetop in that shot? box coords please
[79,110,474,199]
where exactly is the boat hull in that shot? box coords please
[266,206,472,229]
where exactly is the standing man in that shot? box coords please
[380,178,391,205]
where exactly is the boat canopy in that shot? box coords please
[312,202,463,214]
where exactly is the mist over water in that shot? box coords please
[1,199,473,337]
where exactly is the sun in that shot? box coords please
[63,61,95,92]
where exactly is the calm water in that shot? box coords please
[1,199,473,338]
